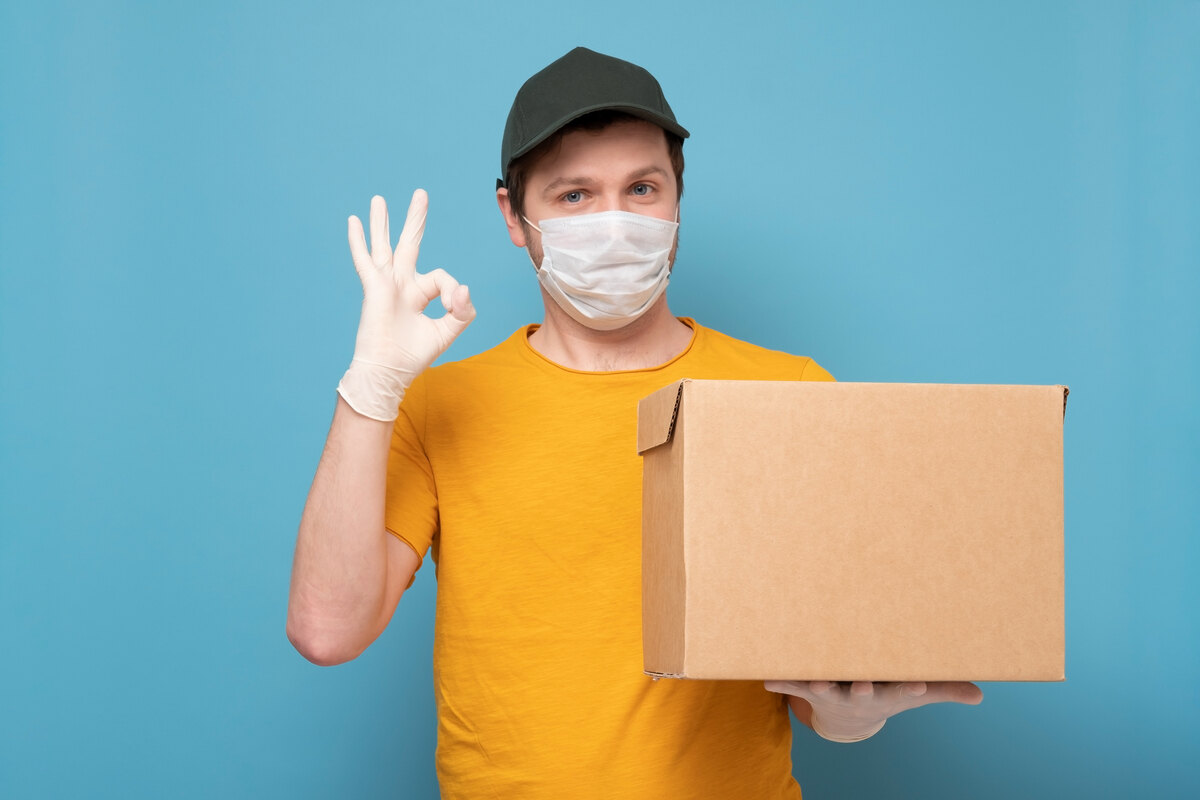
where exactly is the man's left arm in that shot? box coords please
[768,680,983,742]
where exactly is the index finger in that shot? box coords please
[392,188,429,275]
[904,681,982,710]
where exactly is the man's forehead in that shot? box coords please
[526,120,673,178]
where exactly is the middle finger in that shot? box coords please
[370,195,391,266]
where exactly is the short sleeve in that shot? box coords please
[799,357,836,382]
[384,373,439,567]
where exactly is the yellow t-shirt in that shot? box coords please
[386,319,834,800]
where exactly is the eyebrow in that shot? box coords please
[541,176,596,196]
[540,166,671,197]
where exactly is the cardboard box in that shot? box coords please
[638,380,1067,682]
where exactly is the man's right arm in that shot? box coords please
[286,191,474,665]
[287,398,419,665]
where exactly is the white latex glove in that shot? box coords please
[336,191,475,421]
[765,680,983,743]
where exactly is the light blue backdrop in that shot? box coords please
[2,1,1197,797]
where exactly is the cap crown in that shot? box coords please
[500,47,689,183]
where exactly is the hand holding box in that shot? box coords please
[765,680,983,742]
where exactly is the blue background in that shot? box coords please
[2,1,1197,797]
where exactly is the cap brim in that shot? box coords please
[507,102,690,165]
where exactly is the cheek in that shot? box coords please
[524,227,544,270]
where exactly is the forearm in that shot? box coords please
[785,694,815,731]
[288,396,395,664]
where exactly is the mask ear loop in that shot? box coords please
[520,216,544,270]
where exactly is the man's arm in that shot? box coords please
[287,398,419,665]
[783,693,815,730]
[286,191,473,665]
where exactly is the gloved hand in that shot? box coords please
[765,680,983,743]
[337,191,475,421]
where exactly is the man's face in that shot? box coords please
[506,119,680,268]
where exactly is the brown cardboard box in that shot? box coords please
[638,380,1067,682]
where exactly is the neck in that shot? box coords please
[528,293,694,371]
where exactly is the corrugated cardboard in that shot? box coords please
[638,380,1067,682]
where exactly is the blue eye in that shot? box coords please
[564,191,583,203]
[631,184,651,196]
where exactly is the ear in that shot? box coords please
[496,188,528,248]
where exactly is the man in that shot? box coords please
[288,47,981,798]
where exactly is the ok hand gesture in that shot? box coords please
[338,191,475,420]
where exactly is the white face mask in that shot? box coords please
[525,210,678,331]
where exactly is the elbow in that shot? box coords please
[286,617,365,667]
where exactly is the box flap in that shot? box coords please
[637,379,689,454]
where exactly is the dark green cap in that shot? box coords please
[498,47,690,186]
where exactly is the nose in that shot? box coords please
[598,192,626,214]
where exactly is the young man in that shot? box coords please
[289,47,981,798]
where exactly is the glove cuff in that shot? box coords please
[810,714,887,744]
[336,358,414,422]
